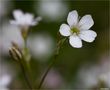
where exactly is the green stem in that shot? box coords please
[38,55,58,89]
[19,59,32,89]
[38,38,67,89]
[21,29,33,89]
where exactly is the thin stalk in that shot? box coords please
[38,55,58,89]
[38,38,67,89]
[19,59,32,89]
[20,29,33,89]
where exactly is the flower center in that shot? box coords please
[71,27,80,35]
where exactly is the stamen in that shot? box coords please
[71,27,80,35]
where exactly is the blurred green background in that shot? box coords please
[0,0,109,89]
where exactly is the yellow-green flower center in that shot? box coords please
[71,27,80,35]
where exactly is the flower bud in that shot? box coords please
[9,46,22,61]
[21,28,28,40]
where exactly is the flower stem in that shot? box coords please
[38,38,67,89]
[19,59,32,89]
[38,54,58,89]
[20,28,33,89]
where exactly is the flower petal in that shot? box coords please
[10,20,18,25]
[31,17,42,26]
[13,10,23,21]
[69,35,82,48]
[35,16,42,22]
[59,24,71,36]
[79,15,94,30]
[31,21,38,26]
[67,10,78,27]
[79,30,97,42]
[24,13,34,24]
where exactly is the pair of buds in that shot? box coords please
[9,42,22,61]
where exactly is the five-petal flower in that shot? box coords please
[10,10,42,28]
[59,10,97,48]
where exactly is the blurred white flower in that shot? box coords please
[0,0,12,18]
[44,69,64,88]
[0,60,14,90]
[99,57,110,87]
[35,0,68,22]
[77,56,110,88]
[78,66,101,88]
[0,87,9,90]
[0,0,6,17]
[10,10,42,28]
[59,10,97,48]
[0,22,24,55]
[100,72,110,87]
[0,74,11,90]
[27,33,55,61]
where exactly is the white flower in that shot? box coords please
[10,10,42,27]
[59,10,97,48]
[44,69,64,88]
[0,60,14,90]
[77,57,110,88]
[27,33,55,61]
[100,72,110,87]
[35,0,68,22]
[0,22,24,55]
[0,74,11,90]
[0,0,12,18]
